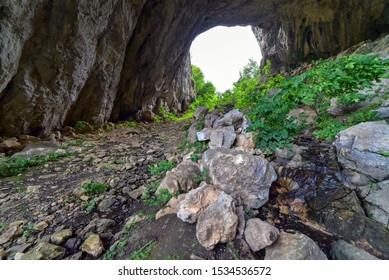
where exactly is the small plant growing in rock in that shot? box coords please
[143,189,172,207]
[194,168,209,184]
[148,160,175,176]
[0,222,6,233]
[378,150,389,157]
[82,182,107,196]
[126,121,137,128]
[104,240,127,260]
[22,222,35,238]
[84,199,97,214]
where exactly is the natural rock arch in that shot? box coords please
[0,0,388,136]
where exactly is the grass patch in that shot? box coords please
[104,240,127,260]
[378,150,389,157]
[82,182,107,197]
[129,240,157,260]
[143,189,172,207]
[148,160,175,176]
[0,152,67,178]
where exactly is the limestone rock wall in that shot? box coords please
[0,0,388,136]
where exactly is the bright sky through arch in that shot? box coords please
[190,26,262,92]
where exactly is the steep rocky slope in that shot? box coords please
[0,0,388,136]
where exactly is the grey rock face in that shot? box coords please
[331,240,379,260]
[2,0,387,135]
[265,231,327,260]
[196,192,238,250]
[334,121,389,184]
[213,109,244,130]
[203,148,277,208]
[244,218,280,252]
[157,160,201,195]
[357,180,389,226]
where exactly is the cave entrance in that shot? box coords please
[190,26,262,93]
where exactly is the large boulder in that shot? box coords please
[193,106,209,120]
[265,231,327,260]
[334,121,389,184]
[357,180,389,226]
[202,148,277,208]
[177,183,222,223]
[213,109,244,130]
[157,161,201,195]
[12,141,63,160]
[21,242,66,260]
[244,218,280,252]
[196,192,238,250]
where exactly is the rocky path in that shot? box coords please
[0,121,194,260]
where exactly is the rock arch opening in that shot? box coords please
[0,0,388,136]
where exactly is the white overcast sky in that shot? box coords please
[190,26,262,92]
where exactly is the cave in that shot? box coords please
[0,0,388,136]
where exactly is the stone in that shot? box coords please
[81,234,104,257]
[0,225,24,245]
[72,187,86,197]
[193,106,209,120]
[156,194,186,220]
[79,218,116,238]
[34,221,49,232]
[0,247,5,260]
[97,196,117,212]
[51,229,73,245]
[187,123,198,144]
[331,240,379,260]
[21,242,66,260]
[14,252,24,260]
[177,183,222,223]
[209,126,236,149]
[128,185,147,199]
[157,160,201,195]
[196,192,238,250]
[244,218,280,252]
[204,114,219,128]
[357,180,389,226]
[196,128,212,142]
[18,135,40,145]
[234,132,255,153]
[142,109,155,122]
[12,141,61,160]
[203,148,277,208]
[213,109,244,129]
[5,244,32,260]
[334,121,389,184]
[0,139,22,149]
[265,231,327,260]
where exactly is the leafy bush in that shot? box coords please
[82,182,107,196]
[190,65,219,110]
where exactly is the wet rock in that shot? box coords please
[203,148,277,208]
[213,109,244,130]
[21,242,66,260]
[0,225,24,245]
[193,106,209,120]
[334,121,389,184]
[196,192,238,250]
[81,234,104,257]
[177,183,222,223]
[331,240,379,260]
[244,218,280,252]
[357,180,389,226]
[234,132,255,154]
[12,141,61,160]
[51,229,73,245]
[0,247,6,260]
[157,161,201,195]
[265,231,327,260]
[156,194,186,220]
[209,126,236,149]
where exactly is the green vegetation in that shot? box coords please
[84,199,97,214]
[22,222,35,238]
[66,138,85,147]
[0,152,67,178]
[129,240,157,260]
[126,121,137,128]
[190,54,388,154]
[74,121,87,132]
[165,254,185,260]
[190,65,219,110]
[143,189,172,207]
[148,160,175,176]
[82,182,107,197]
[104,240,127,260]
[0,222,5,233]
[378,150,389,157]
[194,168,209,184]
